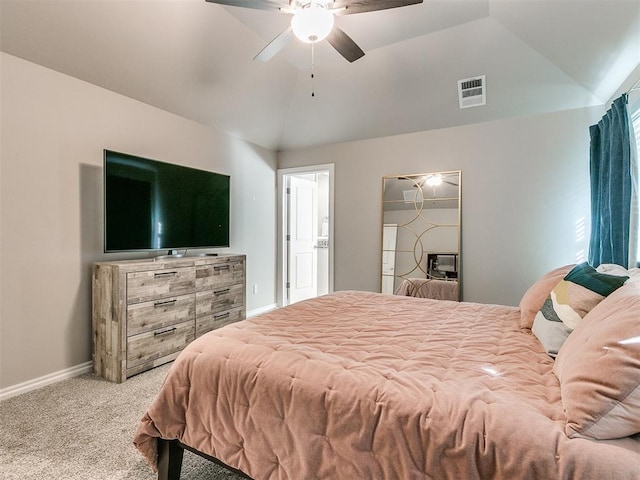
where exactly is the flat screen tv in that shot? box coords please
[104,150,230,253]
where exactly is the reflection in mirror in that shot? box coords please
[381,171,461,300]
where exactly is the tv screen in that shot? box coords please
[104,150,230,253]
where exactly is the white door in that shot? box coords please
[381,224,398,294]
[288,174,318,304]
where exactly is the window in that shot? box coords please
[631,106,640,266]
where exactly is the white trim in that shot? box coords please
[0,361,93,401]
[247,303,278,318]
[0,303,278,402]
[0,305,277,402]
[277,164,335,307]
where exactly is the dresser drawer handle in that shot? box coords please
[154,271,177,278]
[154,299,177,308]
[154,327,177,337]
[214,288,230,295]
[213,265,230,271]
[214,312,230,321]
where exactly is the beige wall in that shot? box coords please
[0,53,277,389]
[278,106,604,306]
[0,51,610,390]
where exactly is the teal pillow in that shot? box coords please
[564,262,629,296]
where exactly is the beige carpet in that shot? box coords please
[0,363,247,480]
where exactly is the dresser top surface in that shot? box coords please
[94,253,245,273]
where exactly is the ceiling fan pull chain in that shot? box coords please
[311,42,315,97]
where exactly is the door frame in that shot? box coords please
[277,164,335,307]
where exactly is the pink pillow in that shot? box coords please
[519,264,575,329]
[553,284,640,440]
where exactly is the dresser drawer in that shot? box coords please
[196,283,244,317]
[196,259,245,290]
[127,293,195,336]
[127,267,195,304]
[127,320,195,370]
[196,307,244,337]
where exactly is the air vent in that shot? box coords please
[458,75,486,109]
[402,189,424,203]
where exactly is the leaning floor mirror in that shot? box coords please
[381,170,461,300]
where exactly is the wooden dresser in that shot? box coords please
[92,254,245,382]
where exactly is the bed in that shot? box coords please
[134,270,640,479]
[394,278,459,300]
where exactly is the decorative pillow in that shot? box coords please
[519,264,575,329]
[596,263,632,277]
[597,263,640,286]
[531,263,628,356]
[553,283,640,440]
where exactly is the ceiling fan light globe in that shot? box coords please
[425,175,443,187]
[291,7,334,43]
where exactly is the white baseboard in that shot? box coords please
[0,361,93,402]
[1,305,276,402]
[247,303,278,318]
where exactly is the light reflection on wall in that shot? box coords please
[576,217,587,263]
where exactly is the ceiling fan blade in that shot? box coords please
[205,0,288,12]
[254,26,294,62]
[326,27,365,63]
[332,0,423,15]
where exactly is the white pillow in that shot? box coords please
[596,264,640,286]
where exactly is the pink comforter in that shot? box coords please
[134,291,640,479]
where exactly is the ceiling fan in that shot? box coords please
[204,0,424,63]
[402,174,459,188]
[422,174,458,187]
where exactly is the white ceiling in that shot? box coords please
[1,0,639,151]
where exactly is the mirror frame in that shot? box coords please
[380,170,461,299]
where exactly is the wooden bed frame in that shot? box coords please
[157,438,251,480]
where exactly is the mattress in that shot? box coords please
[134,291,640,479]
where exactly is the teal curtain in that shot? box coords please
[588,94,632,267]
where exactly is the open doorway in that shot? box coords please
[277,165,334,306]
